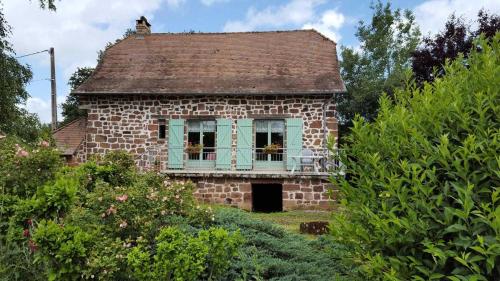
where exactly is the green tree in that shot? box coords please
[330,34,500,280]
[0,0,56,142]
[337,1,420,135]
[60,67,94,125]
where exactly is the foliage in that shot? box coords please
[60,67,95,125]
[0,137,62,198]
[0,0,56,142]
[32,220,93,281]
[330,35,500,280]
[1,147,225,281]
[337,0,420,134]
[0,236,46,281]
[213,208,357,281]
[128,226,242,281]
[412,9,500,84]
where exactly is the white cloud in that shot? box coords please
[166,0,187,8]
[3,0,166,74]
[20,93,69,123]
[3,0,174,122]
[302,9,344,42]
[414,0,500,35]
[223,0,327,32]
[201,0,230,6]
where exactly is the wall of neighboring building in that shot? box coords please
[81,94,338,169]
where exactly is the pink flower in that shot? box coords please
[106,204,117,216]
[119,220,128,228]
[26,219,32,226]
[40,141,49,147]
[116,194,128,202]
[23,229,30,238]
[16,150,29,157]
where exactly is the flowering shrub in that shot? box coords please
[1,148,243,280]
[76,150,136,192]
[0,137,62,198]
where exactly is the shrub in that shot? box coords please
[32,220,93,281]
[127,226,242,281]
[0,137,62,198]
[213,208,356,281]
[330,35,500,280]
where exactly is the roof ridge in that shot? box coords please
[53,116,86,134]
[148,29,317,36]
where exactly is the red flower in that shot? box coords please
[23,229,30,238]
[28,240,37,252]
[27,219,32,226]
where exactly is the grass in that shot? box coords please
[247,209,333,235]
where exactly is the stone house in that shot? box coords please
[59,17,345,211]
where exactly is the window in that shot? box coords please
[187,120,216,161]
[158,119,166,139]
[255,120,284,163]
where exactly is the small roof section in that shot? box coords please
[74,30,345,95]
[53,117,86,155]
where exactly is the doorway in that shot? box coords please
[252,183,283,212]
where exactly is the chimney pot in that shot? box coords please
[136,16,151,35]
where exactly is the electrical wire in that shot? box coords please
[15,49,49,59]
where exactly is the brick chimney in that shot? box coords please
[136,16,151,35]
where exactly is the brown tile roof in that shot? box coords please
[53,117,86,155]
[74,30,345,95]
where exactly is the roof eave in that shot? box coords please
[73,89,346,96]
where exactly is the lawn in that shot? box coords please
[249,209,333,234]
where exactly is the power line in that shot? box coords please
[15,49,49,59]
[29,78,52,83]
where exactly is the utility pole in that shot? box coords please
[49,47,57,130]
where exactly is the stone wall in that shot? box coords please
[169,176,336,210]
[80,94,338,169]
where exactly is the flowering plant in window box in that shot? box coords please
[185,143,203,154]
[263,143,281,154]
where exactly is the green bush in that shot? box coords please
[330,34,500,280]
[127,226,242,281]
[0,137,62,198]
[32,220,93,281]
[85,150,136,187]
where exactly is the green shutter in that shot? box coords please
[286,118,303,170]
[216,119,232,170]
[168,119,184,169]
[236,119,253,170]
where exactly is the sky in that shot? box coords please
[3,0,500,123]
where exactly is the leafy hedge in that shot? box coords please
[330,34,499,280]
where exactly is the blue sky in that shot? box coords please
[3,0,499,123]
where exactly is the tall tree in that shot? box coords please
[60,67,94,125]
[337,1,420,135]
[0,0,56,142]
[412,10,499,84]
[61,29,136,125]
